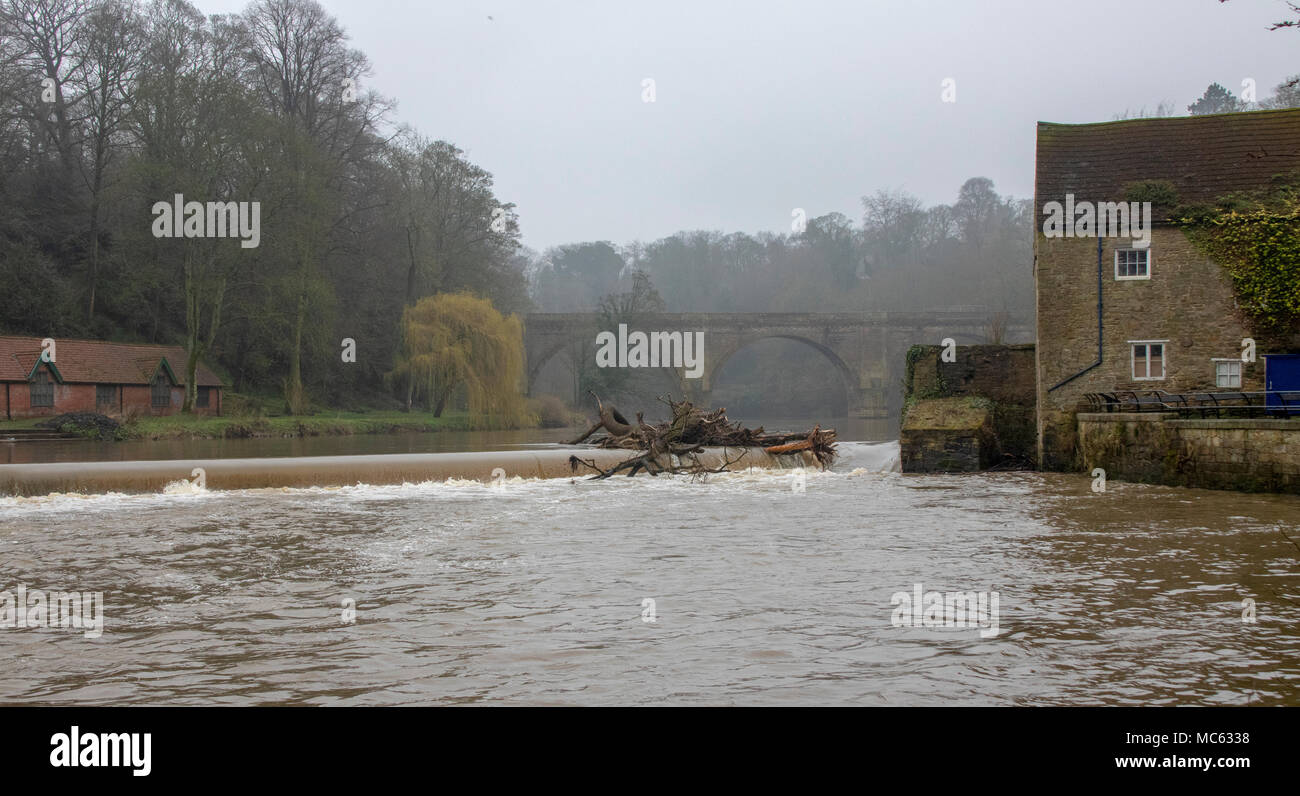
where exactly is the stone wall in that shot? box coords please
[901,344,1037,472]
[908,343,1037,405]
[900,397,995,472]
[1077,412,1300,493]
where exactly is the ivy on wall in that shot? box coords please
[901,344,948,422]
[1174,175,1300,334]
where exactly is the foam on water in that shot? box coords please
[0,441,900,512]
[835,440,901,473]
[162,478,210,495]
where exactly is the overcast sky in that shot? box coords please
[202,0,1300,252]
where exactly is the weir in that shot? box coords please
[0,446,820,497]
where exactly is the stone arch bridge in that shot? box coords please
[524,312,1032,417]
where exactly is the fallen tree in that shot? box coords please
[567,392,836,479]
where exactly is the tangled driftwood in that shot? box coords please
[567,392,836,479]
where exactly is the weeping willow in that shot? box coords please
[389,293,535,428]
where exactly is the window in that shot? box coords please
[151,374,170,408]
[29,369,53,407]
[196,386,210,408]
[1214,359,1242,388]
[1131,341,1166,380]
[1115,248,1150,280]
[96,384,115,407]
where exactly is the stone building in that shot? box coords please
[1034,108,1300,469]
[0,336,224,419]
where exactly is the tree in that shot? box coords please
[531,241,625,311]
[598,269,664,320]
[241,0,387,414]
[388,292,532,425]
[578,269,667,403]
[0,0,91,176]
[388,134,521,307]
[1188,82,1249,115]
[1260,75,1300,109]
[0,0,532,420]
[953,176,1003,249]
[76,0,144,322]
[127,0,264,412]
[862,189,925,269]
[0,0,94,303]
[1261,1,1300,30]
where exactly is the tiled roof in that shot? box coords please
[1036,108,1300,217]
[0,336,224,386]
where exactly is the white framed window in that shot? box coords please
[1213,359,1242,388]
[1115,248,1150,280]
[1130,340,1167,380]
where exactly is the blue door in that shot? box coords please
[1264,354,1300,415]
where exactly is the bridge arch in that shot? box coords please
[704,334,858,413]
[526,338,574,396]
[525,333,691,404]
[523,312,1032,418]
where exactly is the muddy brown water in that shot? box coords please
[0,419,1296,705]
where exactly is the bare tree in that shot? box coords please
[75,0,144,320]
[0,0,91,175]
[240,0,391,413]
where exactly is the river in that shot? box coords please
[1,420,1297,705]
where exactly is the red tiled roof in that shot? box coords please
[0,336,224,386]
[1036,108,1300,217]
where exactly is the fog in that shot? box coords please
[191,0,1300,250]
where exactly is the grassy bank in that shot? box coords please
[0,411,498,441]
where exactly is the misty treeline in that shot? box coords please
[0,0,526,412]
[529,178,1033,417]
[1116,75,1300,120]
[0,1,1035,420]
[531,176,1033,317]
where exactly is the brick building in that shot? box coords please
[1034,108,1300,469]
[0,336,224,419]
